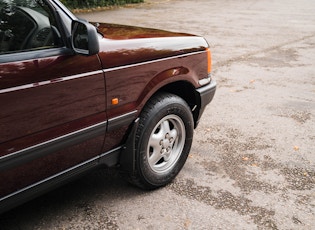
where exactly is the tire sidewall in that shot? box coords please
[136,94,194,188]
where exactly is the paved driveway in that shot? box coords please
[1,0,314,229]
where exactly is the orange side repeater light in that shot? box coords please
[112,98,119,105]
[206,48,212,74]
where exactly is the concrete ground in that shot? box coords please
[1,0,314,229]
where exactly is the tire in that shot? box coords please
[129,92,194,189]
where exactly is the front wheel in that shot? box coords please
[129,93,194,189]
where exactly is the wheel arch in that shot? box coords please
[119,80,200,174]
[157,81,201,129]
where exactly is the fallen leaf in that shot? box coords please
[242,157,249,161]
[294,146,299,151]
[184,219,191,228]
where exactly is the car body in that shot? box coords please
[0,0,216,213]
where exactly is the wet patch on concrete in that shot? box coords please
[274,108,312,124]
[168,178,278,228]
[246,48,299,68]
[188,124,315,228]
[281,167,315,190]
[290,111,312,124]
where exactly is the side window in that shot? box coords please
[0,0,62,54]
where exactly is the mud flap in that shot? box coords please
[119,118,139,173]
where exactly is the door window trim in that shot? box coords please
[0,47,72,64]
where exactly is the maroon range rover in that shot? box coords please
[0,0,216,213]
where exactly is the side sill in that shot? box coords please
[0,147,121,214]
[99,146,121,167]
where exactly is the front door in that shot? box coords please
[0,0,106,199]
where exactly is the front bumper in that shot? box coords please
[194,79,217,127]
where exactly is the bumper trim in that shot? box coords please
[195,79,217,127]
